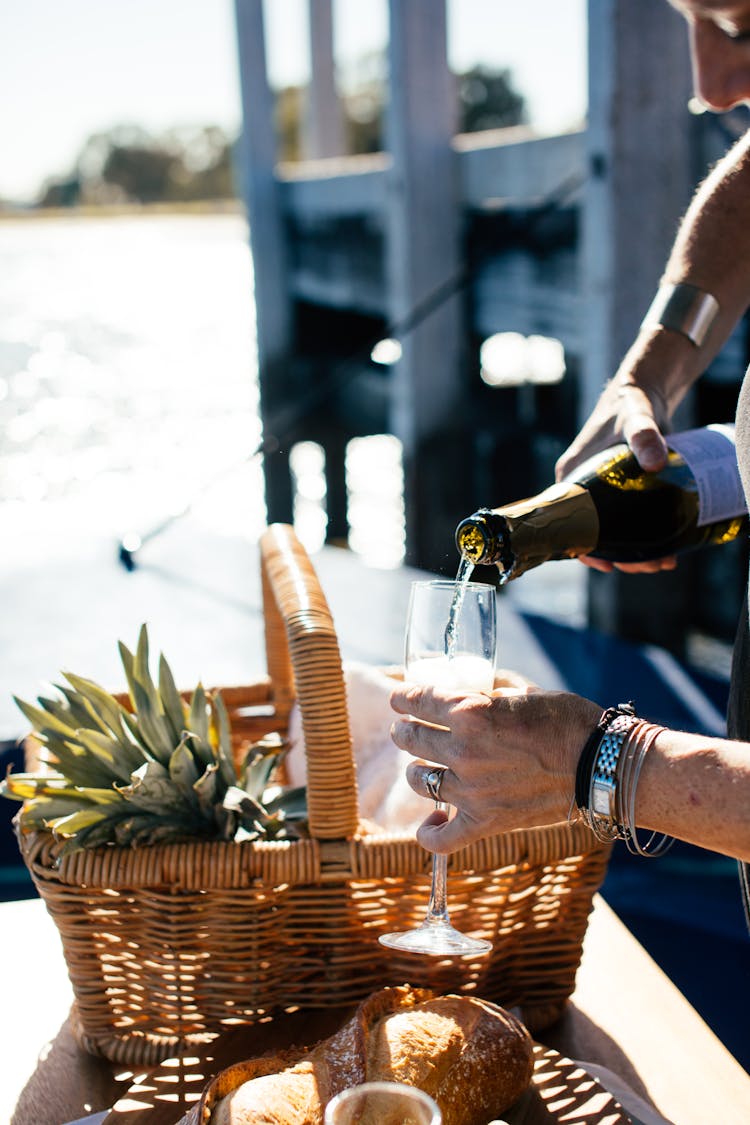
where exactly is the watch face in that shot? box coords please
[592,777,616,818]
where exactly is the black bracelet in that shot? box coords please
[574,702,636,813]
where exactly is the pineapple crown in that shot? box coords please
[1,624,307,853]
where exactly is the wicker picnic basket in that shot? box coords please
[19,523,611,1065]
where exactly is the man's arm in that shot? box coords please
[557,128,750,481]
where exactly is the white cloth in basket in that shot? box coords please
[285,661,429,834]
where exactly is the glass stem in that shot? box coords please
[425,802,450,924]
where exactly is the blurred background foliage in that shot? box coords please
[35,60,525,207]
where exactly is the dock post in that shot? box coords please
[385,0,466,573]
[305,0,345,160]
[583,0,695,652]
[234,0,295,525]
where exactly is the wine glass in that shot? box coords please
[379,578,496,957]
[325,1082,442,1124]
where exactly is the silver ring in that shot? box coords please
[425,766,447,803]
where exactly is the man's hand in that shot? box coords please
[555,353,678,573]
[555,380,670,481]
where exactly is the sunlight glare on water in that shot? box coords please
[347,435,405,568]
[0,214,264,558]
[0,213,404,568]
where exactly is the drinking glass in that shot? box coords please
[379,579,496,957]
[325,1081,442,1124]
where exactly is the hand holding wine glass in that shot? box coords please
[379,578,496,957]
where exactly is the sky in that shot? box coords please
[1,0,587,203]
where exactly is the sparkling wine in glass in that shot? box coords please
[379,577,496,957]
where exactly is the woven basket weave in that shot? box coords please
[20,523,610,1065]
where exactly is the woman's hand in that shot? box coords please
[390,683,602,853]
[491,667,541,693]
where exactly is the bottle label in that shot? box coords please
[667,423,746,526]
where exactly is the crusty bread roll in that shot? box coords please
[185,985,533,1125]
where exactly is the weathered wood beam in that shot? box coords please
[583,0,693,419]
[584,0,696,653]
[385,0,465,569]
[305,0,346,159]
[234,0,294,523]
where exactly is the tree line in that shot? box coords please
[37,64,526,208]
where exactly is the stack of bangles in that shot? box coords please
[570,702,675,857]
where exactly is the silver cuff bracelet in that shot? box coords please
[641,282,719,347]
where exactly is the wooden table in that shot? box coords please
[4,893,750,1125]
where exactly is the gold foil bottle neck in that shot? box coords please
[493,482,599,578]
[455,521,491,564]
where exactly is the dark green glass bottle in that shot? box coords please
[455,424,747,581]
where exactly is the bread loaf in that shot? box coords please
[185,985,533,1125]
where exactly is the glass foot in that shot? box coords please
[379,919,492,957]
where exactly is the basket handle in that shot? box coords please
[260,524,360,839]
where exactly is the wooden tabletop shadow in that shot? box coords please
[505,1045,630,1125]
[542,1002,653,1107]
[103,1006,355,1124]
[102,1035,631,1125]
[11,1005,636,1125]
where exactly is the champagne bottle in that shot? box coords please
[455,424,748,581]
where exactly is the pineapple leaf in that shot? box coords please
[222,785,266,817]
[117,640,139,711]
[130,679,175,764]
[42,738,127,788]
[193,761,221,816]
[211,693,236,786]
[63,673,134,741]
[113,813,160,846]
[118,706,154,758]
[133,626,168,724]
[1,772,63,802]
[188,684,210,746]
[186,733,216,771]
[241,733,288,801]
[13,696,77,741]
[134,623,152,688]
[16,795,107,832]
[117,759,186,812]
[71,730,136,783]
[66,815,127,851]
[263,785,308,821]
[130,823,180,846]
[0,772,119,805]
[12,626,304,851]
[42,688,93,730]
[118,817,185,847]
[158,653,187,743]
[48,805,112,838]
[215,804,238,840]
[56,810,131,854]
[168,738,201,805]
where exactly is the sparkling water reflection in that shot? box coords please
[0,214,265,558]
[0,212,404,568]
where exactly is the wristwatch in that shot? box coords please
[589,708,638,837]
